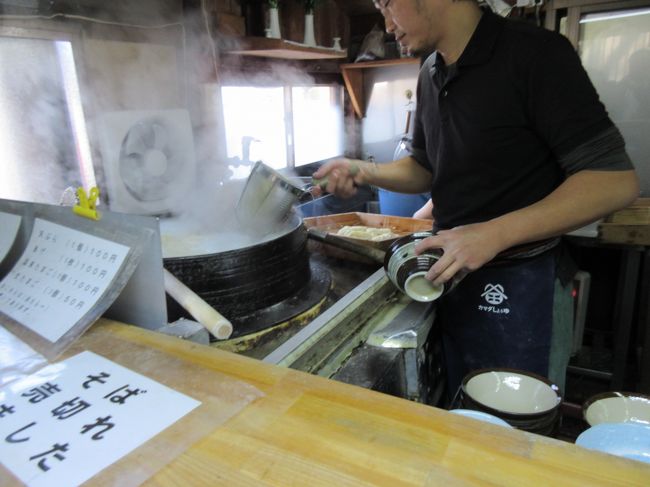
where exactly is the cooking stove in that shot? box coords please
[211,241,446,406]
[210,245,375,357]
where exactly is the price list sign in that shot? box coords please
[0,351,201,487]
[0,218,129,343]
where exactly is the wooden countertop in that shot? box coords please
[4,319,650,486]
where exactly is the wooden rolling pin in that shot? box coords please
[163,268,233,340]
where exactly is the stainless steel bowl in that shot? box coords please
[236,161,309,235]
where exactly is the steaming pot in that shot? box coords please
[162,213,313,338]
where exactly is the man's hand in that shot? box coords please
[311,158,373,198]
[414,221,505,285]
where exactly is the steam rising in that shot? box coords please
[0,37,79,203]
[0,5,332,249]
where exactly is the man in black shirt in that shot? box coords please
[313,0,639,397]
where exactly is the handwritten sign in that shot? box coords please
[0,212,21,264]
[0,219,129,342]
[0,351,201,487]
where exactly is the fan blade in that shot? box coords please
[151,122,169,150]
[120,153,146,197]
[122,123,150,155]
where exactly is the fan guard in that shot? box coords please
[97,109,196,215]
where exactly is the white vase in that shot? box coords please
[268,7,281,39]
[303,13,316,47]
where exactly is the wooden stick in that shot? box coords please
[163,268,233,340]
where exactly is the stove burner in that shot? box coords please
[225,260,331,338]
[210,261,331,358]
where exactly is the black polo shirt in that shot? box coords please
[410,10,615,230]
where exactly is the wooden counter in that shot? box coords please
[4,319,650,486]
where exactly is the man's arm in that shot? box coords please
[312,155,432,197]
[417,169,639,285]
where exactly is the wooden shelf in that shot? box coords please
[340,58,420,118]
[224,36,347,60]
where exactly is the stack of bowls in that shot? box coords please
[459,368,563,436]
[577,392,650,463]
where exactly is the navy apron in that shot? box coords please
[438,248,557,398]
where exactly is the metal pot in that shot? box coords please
[162,213,312,336]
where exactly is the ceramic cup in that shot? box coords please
[383,232,463,302]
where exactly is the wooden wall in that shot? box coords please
[204,0,350,51]
[0,0,183,24]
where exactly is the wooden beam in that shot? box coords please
[341,66,364,118]
[340,58,420,119]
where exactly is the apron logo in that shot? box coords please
[481,283,508,305]
[478,284,510,314]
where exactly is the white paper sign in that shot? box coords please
[0,219,129,342]
[0,351,201,487]
[0,212,21,264]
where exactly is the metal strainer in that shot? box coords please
[236,161,312,234]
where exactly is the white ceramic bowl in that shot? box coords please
[583,392,650,427]
[462,369,561,415]
[576,422,650,463]
[404,272,443,302]
[450,409,513,428]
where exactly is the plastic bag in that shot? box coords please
[355,24,385,62]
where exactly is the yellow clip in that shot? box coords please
[73,186,101,221]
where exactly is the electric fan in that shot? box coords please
[97,109,196,215]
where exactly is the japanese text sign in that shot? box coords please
[0,351,200,486]
[0,219,129,342]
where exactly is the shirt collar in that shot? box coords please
[457,9,504,67]
[431,10,505,68]
[429,9,503,77]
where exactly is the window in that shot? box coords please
[221,86,287,172]
[292,86,344,166]
[0,34,95,204]
[577,7,650,196]
[549,1,650,196]
[221,83,343,175]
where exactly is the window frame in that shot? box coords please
[545,0,650,46]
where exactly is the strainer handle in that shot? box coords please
[312,162,360,190]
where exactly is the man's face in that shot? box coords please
[374,0,443,55]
